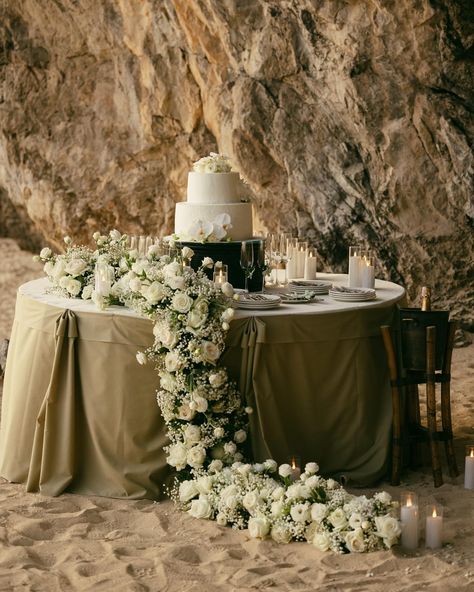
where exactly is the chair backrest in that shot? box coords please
[397,308,450,371]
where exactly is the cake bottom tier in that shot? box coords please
[179,240,264,292]
[175,202,253,242]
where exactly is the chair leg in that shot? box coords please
[426,326,443,487]
[407,383,421,468]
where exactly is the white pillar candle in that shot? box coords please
[304,252,317,280]
[286,256,297,280]
[289,456,301,481]
[400,492,419,550]
[297,247,306,278]
[465,445,474,489]
[348,254,361,287]
[425,506,443,549]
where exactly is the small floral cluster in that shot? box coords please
[182,213,233,243]
[193,152,233,174]
[175,461,400,552]
[37,231,401,554]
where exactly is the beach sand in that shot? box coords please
[0,238,473,591]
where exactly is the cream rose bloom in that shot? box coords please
[209,371,226,388]
[178,403,195,421]
[290,503,311,523]
[187,445,206,468]
[184,424,201,444]
[66,278,82,296]
[179,480,199,502]
[142,281,166,304]
[221,307,235,323]
[271,523,292,544]
[311,503,328,523]
[313,532,331,552]
[328,508,348,531]
[201,341,220,363]
[278,464,292,478]
[345,528,366,552]
[159,372,177,392]
[221,282,234,297]
[190,395,208,413]
[167,443,188,470]
[243,491,260,511]
[40,247,52,259]
[65,258,88,277]
[374,515,401,547]
[305,462,319,474]
[201,256,214,269]
[129,277,143,292]
[189,496,212,519]
[52,259,67,280]
[153,322,178,349]
[234,430,247,443]
[81,284,93,300]
[348,512,363,530]
[167,275,186,290]
[248,516,270,539]
[270,500,285,518]
[196,476,213,494]
[172,292,193,313]
[165,351,183,372]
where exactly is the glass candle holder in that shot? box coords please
[213,264,228,285]
[287,455,302,481]
[465,444,474,489]
[348,245,363,287]
[425,505,443,549]
[360,253,375,289]
[400,491,419,550]
[296,241,308,278]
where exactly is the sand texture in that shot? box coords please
[0,239,473,591]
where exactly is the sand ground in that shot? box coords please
[0,238,473,592]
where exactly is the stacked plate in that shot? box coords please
[288,280,332,295]
[237,293,282,310]
[279,292,322,304]
[329,286,376,302]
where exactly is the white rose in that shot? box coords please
[221,282,234,297]
[237,463,252,476]
[313,532,331,552]
[154,322,178,349]
[167,275,186,290]
[290,503,311,523]
[224,441,237,455]
[345,528,366,553]
[326,479,337,490]
[234,430,247,443]
[40,247,52,259]
[209,371,226,388]
[271,500,285,517]
[216,513,227,526]
[209,459,223,473]
[243,491,260,511]
[136,352,147,365]
[65,258,88,277]
[178,403,195,421]
[286,484,310,500]
[92,231,100,240]
[43,261,54,276]
[221,307,235,322]
[311,503,328,523]
[81,284,93,300]
[374,515,401,541]
[263,459,278,473]
[109,229,121,241]
[131,261,146,275]
[159,372,177,392]
[224,495,238,510]
[188,496,212,519]
[374,491,392,505]
[59,276,69,289]
[202,257,214,269]
[248,517,270,539]
[196,476,213,494]
[245,406,253,414]
[52,259,67,280]
[66,278,82,296]
[188,308,207,329]
[182,246,194,260]
[213,427,225,438]
[64,236,72,245]
[305,462,319,474]
[328,508,348,531]
[184,424,201,444]
[271,486,285,501]
[172,292,193,313]
[348,512,363,530]
[129,278,143,292]
[165,351,183,372]
[191,395,208,413]
[278,464,292,478]
[142,281,166,304]
[186,445,206,469]
[305,475,321,489]
[271,523,292,544]
[179,480,199,502]
[167,443,188,470]
[200,341,220,364]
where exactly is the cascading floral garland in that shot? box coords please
[35,230,401,553]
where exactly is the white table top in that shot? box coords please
[19,275,405,319]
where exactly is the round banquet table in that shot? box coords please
[0,275,405,499]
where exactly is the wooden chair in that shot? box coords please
[381,310,459,487]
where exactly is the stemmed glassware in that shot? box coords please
[255,240,267,292]
[240,241,255,292]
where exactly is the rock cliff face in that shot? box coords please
[0,1,473,324]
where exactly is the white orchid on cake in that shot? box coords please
[183,213,233,242]
[193,152,233,174]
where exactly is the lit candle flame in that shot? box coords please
[291,458,296,470]
[432,507,438,518]
[470,448,474,458]
[407,496,413,507]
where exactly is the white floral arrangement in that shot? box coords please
[193,152,233,174]
[182,213,233,243]
[36,231,401,554]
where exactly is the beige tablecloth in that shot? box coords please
[0,276,405,498]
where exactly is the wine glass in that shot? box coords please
[255,240,267,292]
[240,241,255,292]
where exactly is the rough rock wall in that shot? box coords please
[0,0,473,325]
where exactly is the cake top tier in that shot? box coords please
[187,153,242,205]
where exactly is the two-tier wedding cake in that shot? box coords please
[174,154,263,290]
